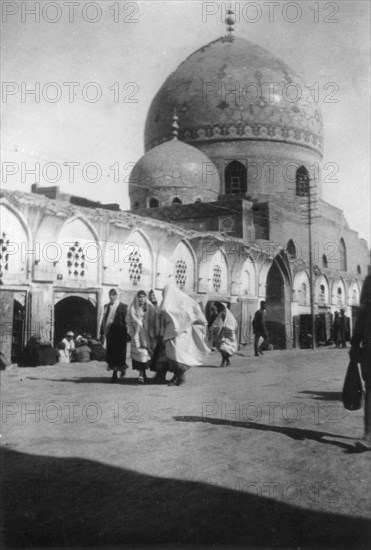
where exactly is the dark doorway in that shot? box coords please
[296,166,309,196]
[265,255,291,349]
[54,296,97,345]
[224,160,247,195]
[0,291,26,364]
[12,300,25,363]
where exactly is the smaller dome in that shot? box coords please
[129,138,220,208]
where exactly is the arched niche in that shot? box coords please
[240,257,257,297]
[347,280,360,306]
[293,271,310,306]
[120,230,153,290]
[170,241,196,293]
[57,217,100,286]
[339,238,347,271]
[331,278,346,307]
[314,274,330,305]
[0,203,31,284]
[208,249,229,295]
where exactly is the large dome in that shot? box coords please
[145,36,323,154]
[129,137,220,208]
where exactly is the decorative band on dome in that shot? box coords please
[150,122,323,154]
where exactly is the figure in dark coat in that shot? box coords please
[252,301,269,357]
[100,289,128,383]
[339,308,350,348]
[349,274,371,450]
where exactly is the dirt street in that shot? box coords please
[2,346,370,548]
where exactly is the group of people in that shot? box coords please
[57,332,106,364]
[101,285,211,386]
[99,286,271,385]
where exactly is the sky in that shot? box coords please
[1,0,370,245]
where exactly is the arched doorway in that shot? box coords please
[265,253,291,349]
[54,296,97,345]
[224,160,247,194]
[12,299,25,363]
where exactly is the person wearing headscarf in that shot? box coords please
[147,289,169,384]
[210,303,238,367]
[73,337,92,363]
[126,290,159,384]
[349,274,371,450]
[159,284,210,386]
[148,289,158,309]
[61,330,75,361]
[100,289,129,383]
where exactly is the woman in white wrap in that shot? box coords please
[210,303,238,367]
[126,290,159,383]
[160,284,210,386]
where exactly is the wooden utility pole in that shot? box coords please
[307,179,316,349]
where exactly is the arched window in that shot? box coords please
[337,287,343,306]
[67,242,86,278]
[149,198,159,208]
[128,249,142,286]
[172,197,182,205]
[320,284,325,303]
[225,160,247,195]
[339,238,347,271]
[357,265,361,275]
[213,265,222,292]
[133,202,140,210]
[175,259,187,289]
[287,239,297,259]
[296,166,309,197]
[322,254,328,268]
[299,282,307,306]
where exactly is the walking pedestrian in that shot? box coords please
[100,289,129,383]
[252,301,269,356]
[159,284,210,386]
[126,290,159,384]
[210,303,238,367]
[349,274,371,450]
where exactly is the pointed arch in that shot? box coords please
[293,271,310,306]
[240,257,257,297]
[315,274,330,305]
[170,240,197,292]
[339,238,347,271]
[57,216,101,285]
[149,198,159,208]
[0,202,32,284]
[208,249,229,295]
[331,277,346,307]
[121,229,154,290]
[286,239,297,260]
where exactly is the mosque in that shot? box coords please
[0,16,369,363]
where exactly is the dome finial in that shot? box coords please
[225,5,235,41]
[172,108,179,140]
